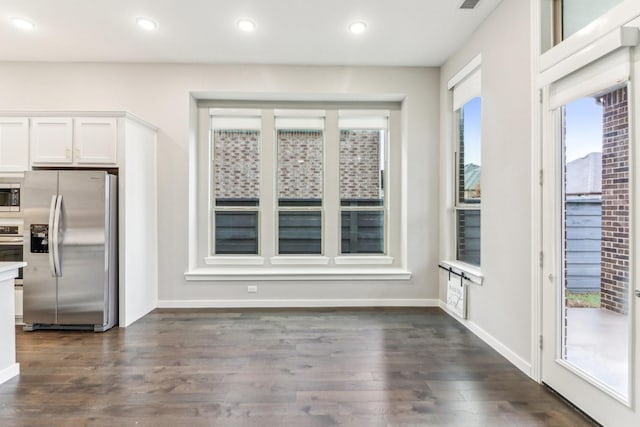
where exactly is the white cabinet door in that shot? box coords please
[31,117,73,164]
[74,117,118,165]
[14,286,22,321]
[0,117,29,172]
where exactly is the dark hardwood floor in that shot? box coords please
[0,308,595,426]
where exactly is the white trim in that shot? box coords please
[439,259,483,285]
[184,267,412,281]
[548,48,630,110]
[211,116,261,130]
[539,26,638,88]
[275,117,324,130]
[447,54,482,90]
[334,256,394,265]
[274,109,326,117]
[439,301,533,378]
[159,298,437,308]
[530,0,543,384]
[540,0,640,72]
[0,363,19,385]
[205,256,265,266]
[269,256,330,265]
[0,110,158,130]
[209,108,261,117]
[338,117,388,130]
[452,68,482,111]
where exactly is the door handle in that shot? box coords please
[52,195,63,277]
[635,290,640,298]
[48,195,57,277]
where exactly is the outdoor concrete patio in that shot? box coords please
[565,307,629,397]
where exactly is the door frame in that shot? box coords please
[531,1,640,424]
[531,0,640,383]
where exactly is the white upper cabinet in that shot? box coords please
[74,118,117,164]
[31,117,117,166]
[0,117,29,172]
[30,117,74,164]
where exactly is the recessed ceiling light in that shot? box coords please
[237,19,256,32]
[348,21,367,35]
[136,17,158,31]
[11,17,35,31]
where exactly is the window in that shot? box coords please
[339,112,387,254]
[211,112,261,255]
[276,112,325,255]
[552,0,624,45]
[203,106,396,269]
[450,60,481,267]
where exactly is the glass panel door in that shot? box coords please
[541,81,640,426]
[561,86,630,397]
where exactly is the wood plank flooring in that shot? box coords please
[0,308,595,426]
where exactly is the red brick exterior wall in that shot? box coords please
[214,129,381,201]
[600,87,629,315]
[214,130,260,200]
[277,130,323,200]
[339,130,381,200]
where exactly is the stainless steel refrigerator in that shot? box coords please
[22,170,118,332]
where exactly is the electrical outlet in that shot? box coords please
[247,285,258,293]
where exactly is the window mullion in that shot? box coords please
[260,110,276,258]
[324,110,340,258]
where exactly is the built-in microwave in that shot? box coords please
[0,222,23,285]
[0,183,20,212]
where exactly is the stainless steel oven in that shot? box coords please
[0,183,20,212]
[0,222,24,285]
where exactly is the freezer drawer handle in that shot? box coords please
[48,195,58,277]
[52,194,63,277]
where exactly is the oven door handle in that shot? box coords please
[52,195,63,277]
[48,195,58,277]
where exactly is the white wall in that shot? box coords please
[439,0,534,372]
[0,64,441,307]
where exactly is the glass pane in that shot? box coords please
[213,130,260,207]
[458,97,481,204]
[456,210,480,266]
[339,130,384,207]
[341,211,383,254]
[561,85,629,397]
[561,0,623,41]
[215,212,258,255]
[278,211,322,255]
[277,129,323,207]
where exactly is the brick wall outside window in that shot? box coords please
[214,129,381,201]
[600,87,630,315]
[277,130,323,200]
[339,130,381,201]
[214,130,260,200]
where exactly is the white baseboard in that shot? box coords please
[439,301,532,378]
[0,363,19,385]
[158,298,440,309]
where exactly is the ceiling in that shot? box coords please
[1,0,502,67]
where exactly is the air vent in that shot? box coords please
[460,0,480,9]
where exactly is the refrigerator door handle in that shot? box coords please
[52,194,63,277]
[48,195,58,277]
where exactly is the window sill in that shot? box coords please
[439,260,483,285]
[270,256,330,265]
[184,267,412,282]
[204,256,265,266]
[334,256,394,265]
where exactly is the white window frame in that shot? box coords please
[186,102,409,281]
[274,111,326,257]
[448,57,482,273]
[209,112,263,259]
[338,110,389,256]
